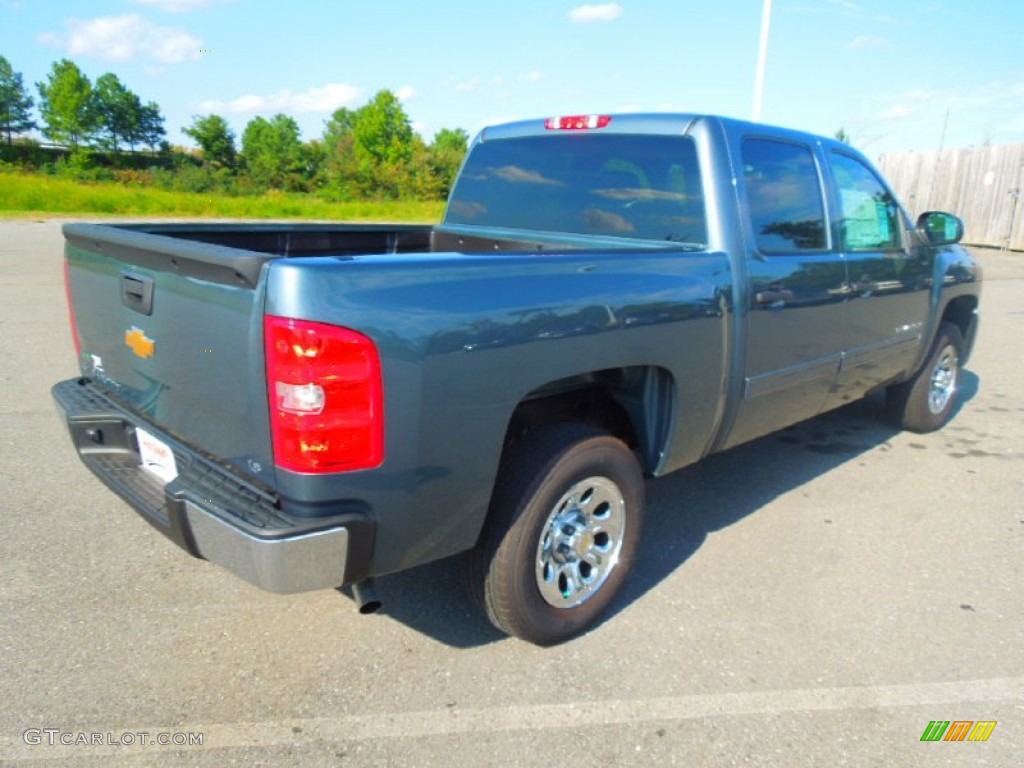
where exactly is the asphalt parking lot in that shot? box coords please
[1,219,1021,766]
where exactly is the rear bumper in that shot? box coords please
[51,378,374,593]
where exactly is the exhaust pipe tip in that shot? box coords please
[351,579,382,615]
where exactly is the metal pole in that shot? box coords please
[753,0,773,122]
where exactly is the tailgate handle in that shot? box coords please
[122,273,154,316]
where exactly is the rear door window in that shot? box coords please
[741,138,828,253]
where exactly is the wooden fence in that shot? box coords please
[878,144,1024,251]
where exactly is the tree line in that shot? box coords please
[1,56,165,152]
[0,55,468,200]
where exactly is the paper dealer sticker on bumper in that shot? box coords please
[136,427,179,484]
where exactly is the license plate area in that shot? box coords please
[136,427,179,484]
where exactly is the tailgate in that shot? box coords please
[63,223,276,485]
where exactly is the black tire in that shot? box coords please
[886,321,965,433]
[467,423,644,645]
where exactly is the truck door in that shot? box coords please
[823,150,932,407]
[722,136,848,449]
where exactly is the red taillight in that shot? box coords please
[544,115,613,131]
[264,315,384,474]
[63,259,82,360]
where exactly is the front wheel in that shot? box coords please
[887,321,965,432]
[467,424,644,645]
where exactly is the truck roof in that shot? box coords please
[478,113,845,153]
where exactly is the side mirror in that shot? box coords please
[917,211,964,246]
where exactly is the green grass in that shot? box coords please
[0,171,445,222]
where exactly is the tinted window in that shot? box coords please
[742,139,827,253]
[445,134,707,245]
[831,152,902,251]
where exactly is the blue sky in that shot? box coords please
[3,0,1022,158]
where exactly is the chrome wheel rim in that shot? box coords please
[535,476,626,609]
[928,344,958,415]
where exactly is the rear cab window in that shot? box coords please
[445,134,708,247]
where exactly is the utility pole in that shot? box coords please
[753,0,773,122]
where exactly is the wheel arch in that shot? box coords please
[940,294,979,364]
[499,365,676,476]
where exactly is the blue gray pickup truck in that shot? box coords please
[53,113,981,644]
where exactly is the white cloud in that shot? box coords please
[950,79,1024,110]
[41,15,202,63]
[198,83,361,114]
[396,85,416,102]
[828,0,860,12]
[787,1,862,18]
[569,3,623,23]
[455,77,481,93]
[858,78,1024,153]
[847,35,887,50]
[290,84,362,112]
[521,70,545,82]
[878,104,913,120]
[129,0,214,11]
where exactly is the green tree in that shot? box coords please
[0,55,36,145]
[835,128,851,144]
[322,106,359,197]
[241,113,303,189]
[92,75,164,153]
[300,138,327,189]
[92,73,141,152]
[407,135,443,199]
[134,101,166,151]
[183,114,237,168]
[322,90,417,199]
[322,91,469,200]
[352,90,414,169]
[428,127,469,198]
[36,59,97,147]
[353,90,415,198]
[323,106,356,147]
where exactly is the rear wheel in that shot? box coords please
[467,423,644,645]
[887,321,964,432]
